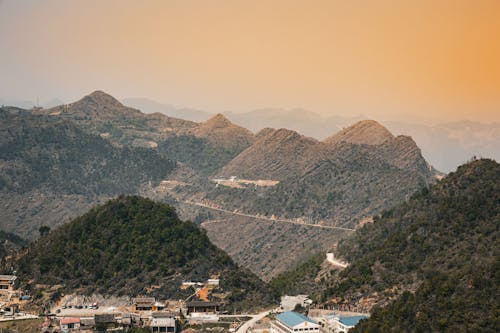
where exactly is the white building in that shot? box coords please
[271,311,320,333]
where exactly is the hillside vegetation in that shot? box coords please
[0,109,174,195]
[330,159,499,332]
[12,196,273,311]
[0,108,176,238]
[268,159,499,332]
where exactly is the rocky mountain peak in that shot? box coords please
[324,119,394,146]
[202,113,233,129]
[78,90,124,108]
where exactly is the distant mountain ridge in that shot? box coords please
[4,93,497,172]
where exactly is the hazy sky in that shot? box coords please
[1,0,499,122]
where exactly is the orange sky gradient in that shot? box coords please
[1,0,499,122]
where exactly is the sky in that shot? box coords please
[1,0,499,123]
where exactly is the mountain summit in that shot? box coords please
[80,90,125,108]
[202,113,234,128]
[192,113,256,151]
[324,120,394,145]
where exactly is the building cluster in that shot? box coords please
[41,296,225,332]
[39,277,225,332]
[43,310,178,333]
[269,311,368,333]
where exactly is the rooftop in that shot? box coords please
[338,316,369,327]
[276,311,317,327]
[60,317,80,325]
[0,275,17,281]
[151,317,176,327]
[133,297,156,304]
[187,301,221,307]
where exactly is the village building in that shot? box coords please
[186,301,221,322]
[326,315,368,332]
[186,301,221,315]
[133,297,166,312]
[60,317,81,332]
[95,314,117,330]
[121,313,141,327]
[150,312,177,333]
[271,311,320,333]
[0,275,17,296]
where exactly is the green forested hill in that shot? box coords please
[12,196,272,310]
[333,159,499,332]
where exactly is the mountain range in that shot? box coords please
[121,97,500,173]
[0,91,442,279]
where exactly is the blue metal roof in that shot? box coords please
[339,316,368,327]
[276,311,317,327]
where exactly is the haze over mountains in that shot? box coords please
[122,98,500,173]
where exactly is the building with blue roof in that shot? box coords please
[271,311,320,333]
[324,314,368,332]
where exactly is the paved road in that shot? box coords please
[236,310,272,333]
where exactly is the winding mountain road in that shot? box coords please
[184,199,356,232]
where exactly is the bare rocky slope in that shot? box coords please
[219,128,322,180]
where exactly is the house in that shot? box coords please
[186,301,221,322]
[0,275,17,296]
[280,295,312,311]
[95,314,117,330]
[328,315,368,332]
[271,311,320,333]
[121,313,141,327]
[150,312,177,332]
[133,297,165,311]
[186,301,221,315]
[60,317,81,332]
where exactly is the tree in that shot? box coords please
[39,225,51,237]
